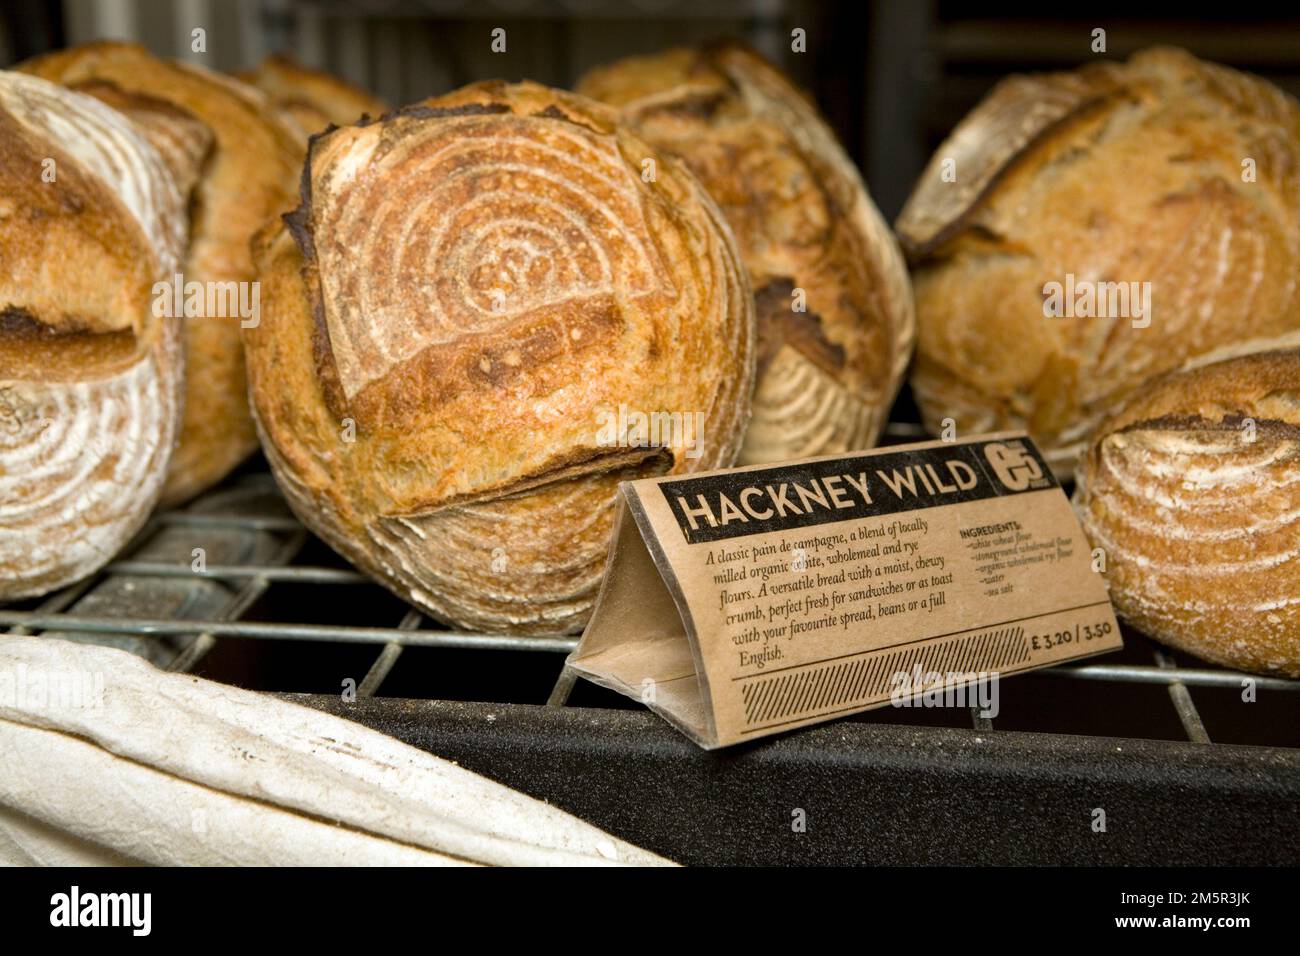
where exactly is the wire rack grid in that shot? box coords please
[2,423,1298,751]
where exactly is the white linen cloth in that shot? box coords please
[0,635,671,866]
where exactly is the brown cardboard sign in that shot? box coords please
[566,432,1122,749]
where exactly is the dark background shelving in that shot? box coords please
[4,2,1300,220]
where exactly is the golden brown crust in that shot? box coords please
[0,72,184,599]
[21,42,303,506]
[1074,344,1300,676]
[237,54,387,135]
[898,47,1300,476]
[0,117,152,348]
[70,80,214,202]
[578,42,914,464]
[247,81,755,634]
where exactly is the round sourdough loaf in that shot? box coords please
[0,71,185,599]
[236,54,388,137]
[246,81,755,635]
[578,43,913,464]
[1074,339,1300,677]
[21,42,302,506]
[897,47,1300,476]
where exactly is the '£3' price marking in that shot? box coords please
[1031,620,1112,651]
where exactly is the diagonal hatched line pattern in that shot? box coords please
[0,422,1296,743]
[741,626,1028,726]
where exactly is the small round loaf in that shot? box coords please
[1074,339,1300,677]
[0,71,185,599]
[578,43,914,464]
[236,54,388,136]
[246,81,755,634]
[21,42,302,506]
[897,47,1300,476]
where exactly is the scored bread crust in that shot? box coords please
[897,47,1300,476]
[0,72,184,600]
[236,54,388,137]
[246,81,755,634]
[1074,341,1300,677]
[578,43,914,464]
[21,42,303,506]
[69,80,215,204]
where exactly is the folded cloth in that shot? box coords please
[0,636,672,866]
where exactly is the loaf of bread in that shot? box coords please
[68,80,214,202]
[0,71,185,599]
[1074,338,1300,677]
[236,54,387,136]
[246,81,755,634]
[897,47,1300,476]
[578,43,913,464]
[21,42,302,506]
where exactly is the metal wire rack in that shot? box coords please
[3,420,1297,753]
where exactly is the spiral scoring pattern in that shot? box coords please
[250,83,755,634]
[313,116,672,400]
[0,72,183,600]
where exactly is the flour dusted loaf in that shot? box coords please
[1074,339,1300,676]
[578,43,913,464]
[0,71,185,599]
[21,42,302,505]
[236,54,387,136]
[897,48,1300,476]
[246,81,755,634]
